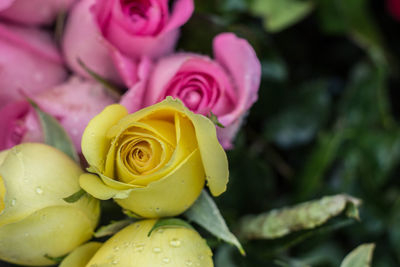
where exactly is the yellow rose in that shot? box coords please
[60,220,213,267]
[0,143,100,266]
[80,97,229,218]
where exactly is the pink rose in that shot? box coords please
[121,33,261,149]
[0,0,78,25]
[93,0,194,58]
[0,22,67,108]
[0,76,116,152]
[62,0,193,83]
[63,0,122,83]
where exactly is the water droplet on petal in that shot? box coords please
[35,187,43,195]
[169,238,181,248]
[152,247,162,254]
[10,199,16,206]
[185,260,193,266]
[113,246,120,251]
[111,259,119,265]
[156,229,164,234]
[162,257,170,264]
[134,243,145,252]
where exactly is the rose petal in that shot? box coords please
[115,149,204,218]
[81,104,128,171]
[213,32,261,126]
[63,0,121,83]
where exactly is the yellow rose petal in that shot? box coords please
[116,149,205,218]
[79,173,133,200]
[185,113,229,196]
[59,242,102,267]
[81,104,128,172]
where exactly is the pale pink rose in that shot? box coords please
[0,76,116,152]
[0,22,67,108]
[63,0,122,83]
[121,33,261,149]
[0,0,78,25]
[0,0,14,11]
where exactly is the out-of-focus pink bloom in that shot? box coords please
[63,0,122,83]
[62,0,193,83]
[121,33,261,149]
[0,22,67,108]
[0,0,78,25]
[0,101,43,150]
[388,0,400,21]
[0,76,116,152]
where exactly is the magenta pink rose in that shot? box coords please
[0,0,78,25]
[120,33,261,149]
[0,22,67,108]
[0,76,116,152]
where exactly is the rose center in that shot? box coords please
[182,90,202,110]
[121,0,151,19]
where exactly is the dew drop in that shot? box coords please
[10,199,16,206]
[134,243,145,252]
[185,260,193,266]
[156,229,164,234]
[162,257,170,264]
[152,247,162,254]
[113,246,120,252]
[169,238,181,248]
[35,187,43,195]
[111,259,119,265]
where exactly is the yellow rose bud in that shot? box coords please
[80,97,229,218]
[85,220,213,267]
[0,143,100,266]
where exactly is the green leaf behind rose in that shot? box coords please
[238,194,361,240]
[184,190,245,255]
[28,99,79,163]
[340,243,375,267]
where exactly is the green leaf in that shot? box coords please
[184,190,245,255]
[122,209,143,219]
[250,0,314,32]
[77,58,123,98]
[340,243,375,267]
[148,218,194,237]
[44,253,67,263]
[238,194,361,240]
[207,111,225,128]
[63,189,87,203]
[28,99,79,162]
[94,219,134,238]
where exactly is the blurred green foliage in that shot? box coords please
[177,0,400,266]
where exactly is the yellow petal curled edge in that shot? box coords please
[59,242,102,267]
[183,111,229,196]
[81,104,128,172]
[79,173,133,200]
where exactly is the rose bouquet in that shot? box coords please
[0,0,259,266]
[1,0,395,266]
